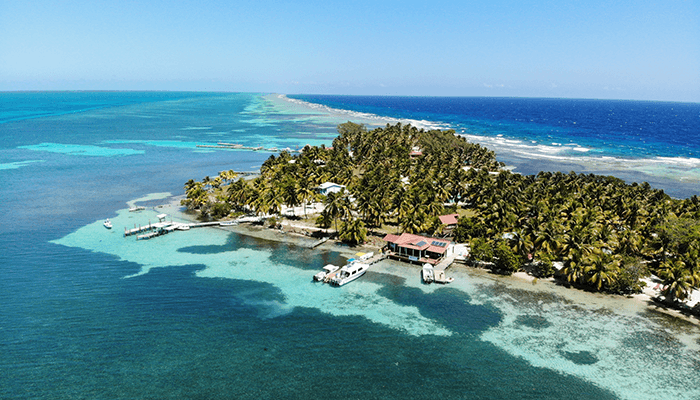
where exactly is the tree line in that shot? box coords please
[181,122,700,306]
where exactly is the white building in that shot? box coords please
[317,182,346,195]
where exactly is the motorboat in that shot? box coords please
[422,264,434,283]
[329,262,369,286]
[103,219,113,229]
[314,264,339,281]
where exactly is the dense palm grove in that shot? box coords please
[182,122,700,307]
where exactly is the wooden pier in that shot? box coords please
[432,253,458,284]
[125,219,250,240]
[124,221,173,237]
[365,253,388,265]
[307,237,329,249]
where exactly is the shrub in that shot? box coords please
[494,241,521,275]
[533,252,555,278]
[470,237,493,262]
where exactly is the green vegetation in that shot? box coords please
[182,122,700,304]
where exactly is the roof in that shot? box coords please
[439,213,459,225]
[383,233,451,254]
[318,182,345,189]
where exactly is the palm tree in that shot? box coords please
[584,253,618,291]
[316,210,333,233]
[266,186,285,215]
[297,178,317,219]
[616,229,642,257]
[535,222,561,258]
[562,251,586,285]
[323,190,344,233]
[509,230,534,259]
[339,217,367,246]
[282,177,300,216]
[184,179,198,193]
[400,208,427,234]
[659,259,694,304]
[560,222,594,260]
[218,169,238,184]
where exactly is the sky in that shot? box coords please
[1,0,698,102]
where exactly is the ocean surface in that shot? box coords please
[1,92,699,400]
[290,95,700,199]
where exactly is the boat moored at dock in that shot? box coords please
[314,264,340,281]
[329,262,369,286]
[422,264,434,283]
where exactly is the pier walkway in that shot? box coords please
[126,220,242,240]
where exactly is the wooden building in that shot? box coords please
[383,233,451,265]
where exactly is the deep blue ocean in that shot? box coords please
[290,95,700,198]
[290,95,700,158]
[1,92,699,400]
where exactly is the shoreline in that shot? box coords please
[155,195,700,329]
[274,94,700,199]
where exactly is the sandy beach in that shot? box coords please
[156,195,700,329]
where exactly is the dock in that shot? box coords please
[433,253,458,284]
[307,237,329,248]
[365,253,387,265]
[125,219,245,240]
[124,221,173,237]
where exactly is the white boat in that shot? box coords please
[314,264,339,281]
[330,262,369,286]
[103,219,113,229]
[422,264,434,283]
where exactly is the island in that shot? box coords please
[181,122,700,317]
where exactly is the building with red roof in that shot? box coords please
[438,213,459,233]
[439,213,459,226]
[383,233,451,265]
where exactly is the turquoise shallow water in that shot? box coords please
[1,92,699,399]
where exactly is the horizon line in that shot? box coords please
[1,90,698,104]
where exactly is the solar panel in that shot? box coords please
[431,241,447,247]
[415,240,427,247]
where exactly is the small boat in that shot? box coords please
[128,206,145,212]
[314,264,339,281]
[103,219,113,229]
[422,264,434,284]
[330,262,369,286]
